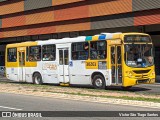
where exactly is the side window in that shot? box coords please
[71,42,89,60]
[111,47,115,64]
[7,48,17,62]
[26,47,29,61]
[42,44,56,61]
[117,46,121,64]
[59,50,63,65]
[29,46,41,61]
[90,41,106,60]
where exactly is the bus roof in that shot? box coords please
[6,41,38,48]
[6,32,150,47]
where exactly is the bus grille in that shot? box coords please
[137,79,149,83]
[133,70,150,74]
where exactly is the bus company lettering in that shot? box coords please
[42,63,57,70]
[86,62,96,66]
[110,40,121,44]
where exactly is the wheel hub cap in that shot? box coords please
[95,78,102,87]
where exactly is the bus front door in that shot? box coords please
[18,48,25,82]
[110,46,122,85]
[58,49,69,85]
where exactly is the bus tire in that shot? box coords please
[33,73,43,85]
[92,75,105,89]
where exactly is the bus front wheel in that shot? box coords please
[92,75,105,89]
[33,73,43,85]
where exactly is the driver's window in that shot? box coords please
[125,44,153,67]
[125,45,138,66]
[143,45,152,57]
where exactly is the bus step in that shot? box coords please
[60,83,69,86]
[111,83,122,86]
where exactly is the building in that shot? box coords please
[0,0,160,74]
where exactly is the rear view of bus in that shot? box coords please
[122,33,155,88]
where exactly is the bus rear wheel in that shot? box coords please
[33,73,43,85]
[92,75,105,89]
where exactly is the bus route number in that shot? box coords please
[86,62,96,66]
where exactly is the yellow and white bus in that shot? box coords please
[5,32,155,89]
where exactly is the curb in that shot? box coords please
[1,91,160,110]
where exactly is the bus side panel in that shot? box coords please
[25,67,34,83]
[6,67,18,81]
[25,61,59,84]
[24,63,59,84]
[41,61,59,84]
[69,60,91,85]
[105,69,112,86]
[25,62,42,83]
[25,61,38,83]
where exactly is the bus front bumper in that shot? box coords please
[123,77,155,87]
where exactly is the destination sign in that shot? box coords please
[124,35,151,42]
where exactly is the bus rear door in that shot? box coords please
[18,47,26,82]
[58,48,69,85]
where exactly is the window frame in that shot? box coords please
[28,45,41,61]
[90,41,107,60]
[71,42,89,60]
[42,44,56,61]
[26,46,29,61]
[7,47,17,62]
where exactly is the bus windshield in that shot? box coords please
[125,44,154,68]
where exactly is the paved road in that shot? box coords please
[0,93,159,120]
[105,84,160,95]
[0,75,160,120]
